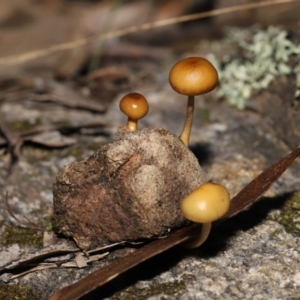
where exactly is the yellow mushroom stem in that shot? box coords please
[179,95,194,146]
[127,118,138,132]
[183,222,211,249]
[169,57,218,147]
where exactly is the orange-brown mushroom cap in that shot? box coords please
[180,182,230,248]
[181,182,230,223]
[169,57,218,96]
[119,92,149,121]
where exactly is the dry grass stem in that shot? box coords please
[0,0,298,68]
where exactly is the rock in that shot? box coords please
[52,127,205,250]
[251,76,300,150]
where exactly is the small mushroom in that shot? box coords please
[119,92,149,132]
[169,57,218,146]
[180,182,230,248]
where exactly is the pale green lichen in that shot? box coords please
[208,26,300,110]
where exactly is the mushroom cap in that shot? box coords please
[169,57,218,96]
[119,92,149,120]
[181,182,230,223]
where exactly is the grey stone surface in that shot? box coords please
[0,57,299,299]
[111,222,300,300]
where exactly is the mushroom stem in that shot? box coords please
[183,222,211,248]
[127,119,137,132]
[179,96,194,146]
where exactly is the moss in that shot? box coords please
[55,141,107,160]
[181,273,196,282]
[88,139,112,152]
[8,119,42,132]
[22,145,84,162]
[59,146,84,160]
[270,192,300,237]
[45,214,53,231]
[111,280,187,300]
[63,138,112,157]
[21,146,56,164]
[1,225,43,248]
[271,228,283,237]
[248,228,258,235]
[0,283,41,300]
[52,120,72,127]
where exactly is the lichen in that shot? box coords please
[1,225,43,248]
[207,26,300,109]
[270,191,300,237]
[0,283,41,300]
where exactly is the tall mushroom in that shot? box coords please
[119,92,149,132]
[180,182,230,248]
[169,57,218,146]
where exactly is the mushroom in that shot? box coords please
[119,92,149,132]
[169,57,218,146]
[180,182,230,248]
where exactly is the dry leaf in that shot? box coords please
[0,236,128,282]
